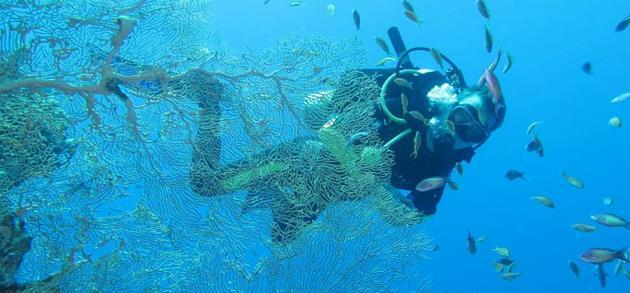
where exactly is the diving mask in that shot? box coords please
[449,104,489,144]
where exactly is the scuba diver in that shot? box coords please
[189,27,506,244]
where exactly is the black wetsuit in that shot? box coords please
[189,68,476,243]
[355,68,475,216]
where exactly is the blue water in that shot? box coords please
[213,1,630,292]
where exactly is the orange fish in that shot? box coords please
[404,10,421,24]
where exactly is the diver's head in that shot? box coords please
[448,86,505,146]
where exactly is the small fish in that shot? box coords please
[505,170,525,181]
[483,69,504,106]
[352,9,361,30]
[603,196,614,206]
[561,172,584,189]
[613,259,625,277]
[394,77,414,90]
[591,213,630,228]
[319,76,336,86]
[570,223,597,233]
[347,131,370,146]
[495,258,515,273]
[264,0,271,4]
[401,93,409,114]
[493,247,511,258]
[494,262,505,273]
[430,48,444,70]
[526,121,543,135]
[530,195,555,208]
[410,131,422,159]
[415,177,447,192]
[289,1,302,6]
[610,92,630,104]
[455,162,464,176]
[597,264,606,288]
[525,135,544,157]
[476,235,487,243]
[484,25,493,53]
[580,248,629,264]
[467,231,477,254]
[615,15,630,32]
[503,52,513,74]
[581,62,592,75]
[501,272,521,281]
[447,181,459,191]
[477,0,490,19]
[408,111,428,124]
[375,36,391,55]
[404,10,421,25]
[402,0,414,12]
[608,116,622,128]
[327,4,336,16]
[498,258,515,266]
[375,56,397,67]
[568,261,580,279]
[486,50,503,73]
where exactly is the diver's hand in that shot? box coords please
[383,184,415,209]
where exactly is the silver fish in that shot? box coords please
[597,264,606,288]
[613,259,625,277]
[375,57,397,67]
[484,25,493,53]
[430,48,443,70]
[347,131,370,146]
[591,213,629,228]
[466,230,477,254]
[411,131,422,159]
[402,0,414,12]
[394,78,414,90]
[401,93,409,114]
[375,36,391,55]
[416,177,447,192]
[581,248,628,264]
[616,14,630,32]
[610,92,630,104]
[352,9,361,30]
[527,121,543,135]
[483,69,503,106]
[568,261,580,279]
[477,0,490,19]
[503,52,513,74]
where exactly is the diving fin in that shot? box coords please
[270,191,322,245]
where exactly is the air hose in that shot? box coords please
[379,69,427,125]
[379,47,465,150]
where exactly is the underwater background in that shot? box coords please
[1,0,629,292]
